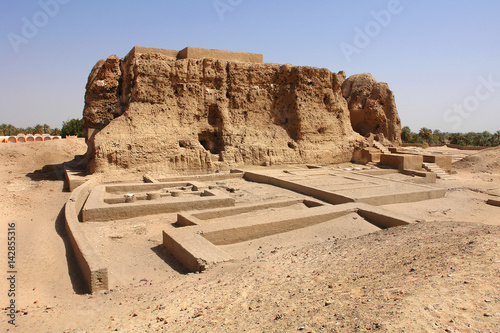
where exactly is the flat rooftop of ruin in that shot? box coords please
[126,46,264,63]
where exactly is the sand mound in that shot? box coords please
[0,139,86,174]
[453,146,500,173]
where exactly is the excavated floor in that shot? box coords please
[78,166,443,287]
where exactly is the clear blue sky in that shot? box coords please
[1,0,499,133]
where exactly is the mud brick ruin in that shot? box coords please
[82,46,402,174]
[64,47,458,293]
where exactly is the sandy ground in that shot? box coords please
[1,140,499,332]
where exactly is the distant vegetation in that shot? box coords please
[60,118,84,138]
[0,118,84,138]
[402,127,500,147]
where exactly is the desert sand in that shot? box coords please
[1,139,499,332]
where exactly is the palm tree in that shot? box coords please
[492,130,500,147]
[450,133,468,146]
[0,124,6,136]
[5,124,16,136]
[43,124,50,134]
[50,128,61,136]
[479,131,492,147]
[33,124,44,134]
[472,135,486,147]
[401,126,413,143]
[418,127,433,143]
[432,129,447,145]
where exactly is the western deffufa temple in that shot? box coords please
[82,46,401,173]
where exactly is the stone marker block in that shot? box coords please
[177,47,263,63]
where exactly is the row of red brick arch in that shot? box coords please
[2,134,65,143]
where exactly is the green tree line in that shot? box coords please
[402,126,500,147]
[0,118,84,138]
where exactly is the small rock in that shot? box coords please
[192,311,203,318]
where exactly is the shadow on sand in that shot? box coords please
[151,244,189,275]
[54,205,89,295]
[26,163,69,190]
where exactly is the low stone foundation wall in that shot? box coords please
[64,179,108,293]
[487,198,500,207]
[243,171,354,205]
[164,200,419,273]
[380,153,423,171]
[446,144,489,151]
